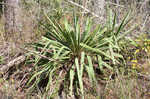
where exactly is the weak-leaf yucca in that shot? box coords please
[27,9,134,98]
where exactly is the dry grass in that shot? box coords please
[0,70,149,99]
[103,74,150,99]
[0,1,150,99]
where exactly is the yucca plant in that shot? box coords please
[27,9,136,98]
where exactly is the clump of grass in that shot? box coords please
[103,72,149,99]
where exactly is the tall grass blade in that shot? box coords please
[69,65,75,96]
[98,55,103,70]
[116,10,131,36]
[86,55,96,83]
[75,58,84,98]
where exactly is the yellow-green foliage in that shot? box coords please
[128,34,150,74]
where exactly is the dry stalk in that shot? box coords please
[67,0,103,20]
[0,55,25,72]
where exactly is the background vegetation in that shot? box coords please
[0,0,150,99]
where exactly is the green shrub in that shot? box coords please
[27,9,136,98]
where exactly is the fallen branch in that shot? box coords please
[0,55,26,72]
[106,1,125,8]
[67,0,103,19]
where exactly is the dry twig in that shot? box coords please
[0,55,25,72]
[67,0,103,20]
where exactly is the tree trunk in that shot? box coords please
[4,0,22,41]
[93,0,105,24]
